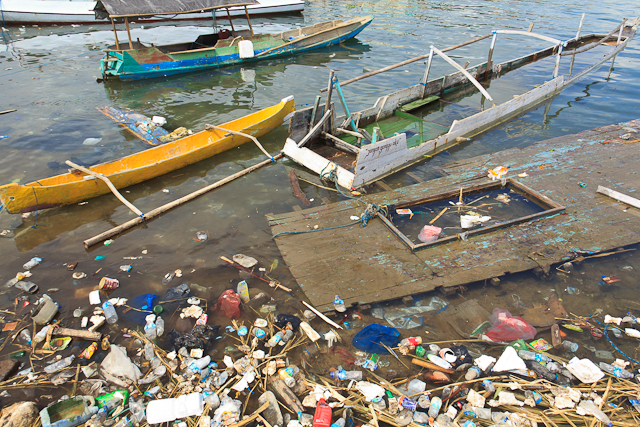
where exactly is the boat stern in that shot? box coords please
[100,50,125,80]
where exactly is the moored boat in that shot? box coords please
[97,0,372,81]
[0,0,305,25]
[0,96,295,214]
[283,16,638,190]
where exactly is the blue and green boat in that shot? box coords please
[96,0,372,81]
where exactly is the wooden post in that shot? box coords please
[569,14,585,76]
[324,70,334,133]
[553,43,563,78]
[616,20,624,45]
[575,13,585,40]
[310,95,321,127]
[124,17,133,50]
[226,8,236,37]
[420,47,434,98]
[484,31,498,81]
[528,22,534,32]
[243,6,254,36]
[110,18,120,51]
[431,46,494,103]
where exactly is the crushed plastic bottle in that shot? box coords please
[599,362,633,379]
[330,370,363,381]
[562,341,579,352]
[44,355,75,374]
[23,256,42,270]
[577,400,612,427]
[102,301,118,324]
[518,350,551,363]
[333,295,346,313]
[144,317,157,340]
[156,316,165,337]
[19,329,32,345]
[33,325,50,344]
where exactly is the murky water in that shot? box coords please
[0,0,639,407]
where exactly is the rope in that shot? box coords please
[590,316,640,366]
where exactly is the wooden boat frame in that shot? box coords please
[283,16,639,190]
[0,96,295,214]
[377,178,566,251]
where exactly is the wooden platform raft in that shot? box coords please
[269,119,640,312]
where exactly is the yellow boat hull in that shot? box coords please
[0,96,295,214]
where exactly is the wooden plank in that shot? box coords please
[282,138,355,189]
[375,180,393,191]
[400,95,441,112]
[322,132,361,155]
[271,118,640,310]
[597,186,640,209]
[406,171,424,183]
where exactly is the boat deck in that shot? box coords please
[270,119,640,312]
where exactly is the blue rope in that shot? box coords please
[590,317,640,366]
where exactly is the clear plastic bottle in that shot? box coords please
[19,329,32,345]
[113,416,132,427]
[156,316,165,337]
[278,329,294,346]
[562,341,579,352]
[44,355,75,374]
[144,319,157,340]
[599,362,633,379]
[33,326,50,344]
[428,396,442,418]
[144,342,155,360]
[23,256,42,270]
[465,366,482,381]
[102,301,118,324]
[187,355,211,376]
[518,350,550,363]
[482,380,495,393]
[129,398,146,424]
[266,331,284,347]
[333,295,346,312]
[329,370,363,381]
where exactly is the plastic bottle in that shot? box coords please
[562,341,579,352]
[44,355,75,374]
[482,380,495,393]
[400,337,422,347]
[386,391,398,415]
[186,355,211,376]
[267,331,285,347]
[102,301,118,324]
[630,399,640,415]
[372,397,386,411]
[19,329,32,345]
[417,395,431,409]
[518,350,550,363]
[155,316,165,337]
[528,361,570,385]
[145,319,157,340]
[113,416,132,427]
[313,398,332,427]
[330,419,345,427]
[330,370,363,381]
[465,366,482,381]
[428,396,442,418]
[23,256,42,270]
[144,342,155,360]
[129,398,146,424]
[599,362,633,379]
[279,367,295,387]
[578,400,612,427]
[279,329,294,346]
[33,326,50,344]
[398,396,417,411]
[333,295,346,313]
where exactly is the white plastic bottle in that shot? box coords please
[187,355,211,376]
[155,316,165,337]
[145,319,157,340]
[23,256,42,270]
[330,370,363,380]
[266,331,284,347]
[33,325,50,344]
[333,295,346,312]
[428,396,442,418]
[102,301,118,324]
[44,355,75,374]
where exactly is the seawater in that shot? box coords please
[0,0,639,404]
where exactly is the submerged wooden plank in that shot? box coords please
[271,118,640,311]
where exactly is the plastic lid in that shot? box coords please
[153,305,163,314]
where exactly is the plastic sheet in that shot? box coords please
[485,308,537,342]
[352,324,400,354]
[371,297,448,329]
[124,294,159,324]
[214,290,242,319]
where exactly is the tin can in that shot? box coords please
[81,342,98,359]
[99,277,119,290]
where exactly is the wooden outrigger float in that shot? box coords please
[283,16,639,190]
[96,0,372,81]
[0,96,295,214]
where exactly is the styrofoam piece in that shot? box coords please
[493,346,526,372]
[238,40,254,58]
[566,357,604,384]
[89,290,101,305]
[146,392,204,424]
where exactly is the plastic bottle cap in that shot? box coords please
[153,305,163,314]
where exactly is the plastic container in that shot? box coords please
[398,396,417,411]
[23,256,42,270]
[386,391,398,415]
[333,295,346,313]
[238,40,255,59]
[102,301,118,324]
[144,342,155,360]
[518,350,551,363]
[407,378,426,393]
[19,329,32,345]
[428,396,442,418]
[279,329,294,346]
[330,370,363,381]
[237,280,250,303]
[45,355,75,374]
[279,367,295,387]
[156,316,165,337]
[146,392,204,424]
[400,337,422,347]
[313,398,332,427]
[267,331,284,347]
[599,362,633,379]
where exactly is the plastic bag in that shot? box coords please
[212,396,242,427]
[161,283,190,302]
[275,314,301,330]
[100,345,141,383]
[165,324,220,352]
[124,293,159,324]
[371,297,448,329]
[485,308,537,342]
[352,324,400,354]
[214,290,242,319]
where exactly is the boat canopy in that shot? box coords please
[95,0,259,19]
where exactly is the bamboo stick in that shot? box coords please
[83,154,283,248]
[410,358,454,374]
[301,301,343,329]
[228,401,269,427]
[124,18,133,50]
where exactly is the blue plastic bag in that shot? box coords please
[352,324,400,354]
[123,293,159,324]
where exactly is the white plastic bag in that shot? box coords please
[100,345,141,383]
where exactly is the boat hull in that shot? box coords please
[0,0,305,24]
[101,16,373,81]
[0,97,295,214]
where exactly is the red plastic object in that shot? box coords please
[485,308,537,342]
[214,289,242,319]
[313,398,332,427]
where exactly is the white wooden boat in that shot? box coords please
[0,0,304,24]
[283,17,638,190]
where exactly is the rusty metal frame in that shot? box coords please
[377,178,565,251]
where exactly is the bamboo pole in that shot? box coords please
[124,18,133,50]
[319,33,493,92]
[65,160,143,217]
[301,301,343,329]
[420,47,434,98]
[110,18,120,51]
[484,31,497,81]
[226,8,236,36]
[243,6,254,36]
[431,46,494,104]
[83,154,283,248]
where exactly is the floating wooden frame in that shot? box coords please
[377,178,565,251]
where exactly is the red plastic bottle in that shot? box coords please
[313,398,332,427]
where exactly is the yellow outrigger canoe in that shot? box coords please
[0,96,295,214]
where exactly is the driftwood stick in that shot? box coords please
[0,109,16,115]
[228,401,270,427]
[83,154,283,248]
[66,160,143,217]
[289,170,311,207]
[429,207,448,225]
[301,301,343,330]
[53,327,102,341]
